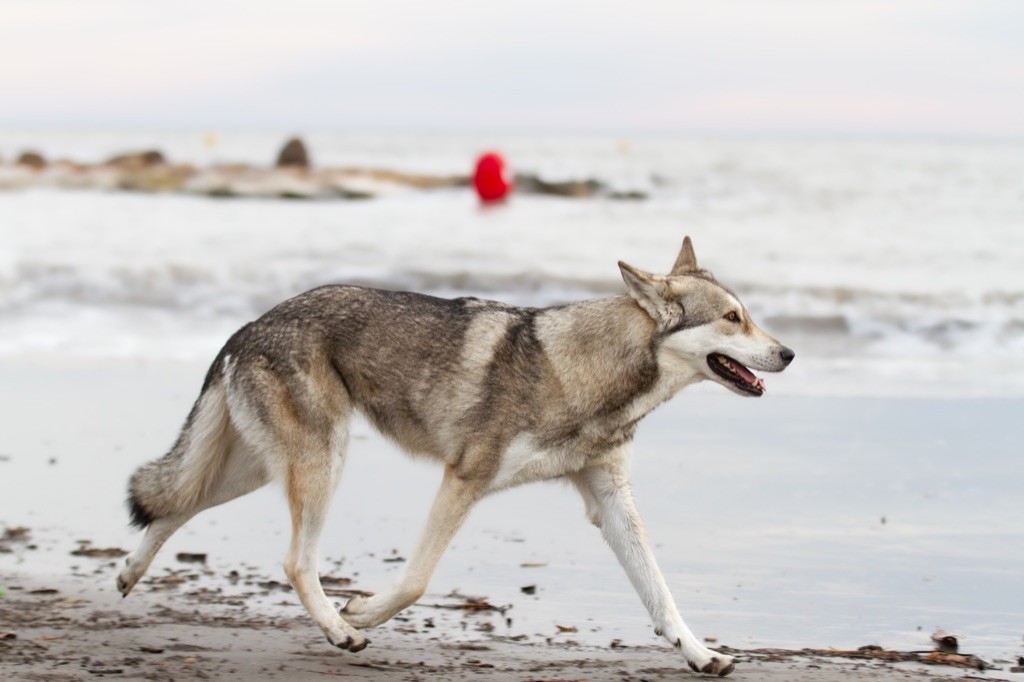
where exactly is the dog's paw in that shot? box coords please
[326,629,369,653]
[116,555,139,597]
[339,595,378,629]
[672,636,735,677]
[340,594,368,614]
[686,652,735,677]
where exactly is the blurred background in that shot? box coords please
[1,0,1022,396]
[1,0,1022,663]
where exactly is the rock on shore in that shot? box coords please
[276,137,311,169]
[0,139,649,201]
[15,151,46,169]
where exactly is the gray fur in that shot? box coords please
[129,285,665,516]
[120,236,793,676]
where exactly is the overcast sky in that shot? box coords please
[1,0,1021,136]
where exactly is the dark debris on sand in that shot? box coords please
[0,543,1012,681]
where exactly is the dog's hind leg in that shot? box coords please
[117,513,190,596]
[573,455,735,678]
[118,440,270,596]
[282,428,369,652]
[341,465,485,629]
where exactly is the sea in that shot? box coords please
[2,131,1022,398]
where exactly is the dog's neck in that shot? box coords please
[611,296,706,420]
[537,295,704,423]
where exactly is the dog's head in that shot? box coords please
[619,236,794,397]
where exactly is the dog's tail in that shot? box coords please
[126,369,232,529]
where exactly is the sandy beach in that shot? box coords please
[2,357,1021,680]
[0,571,1007,681]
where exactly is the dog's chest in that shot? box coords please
[488,433,587,492]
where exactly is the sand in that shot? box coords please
[1,357,1022,680]
[0,567,1005,681]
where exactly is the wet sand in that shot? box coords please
[0,566,1007,681]
[2,357,1022,679]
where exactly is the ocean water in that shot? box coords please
[1,132,1022,397]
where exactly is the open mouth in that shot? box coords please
[707,353,766,396]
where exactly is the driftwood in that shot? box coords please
[740,645,992,671]
[175,552,207,564]
[422,591,511,614]
[70,546,128,558]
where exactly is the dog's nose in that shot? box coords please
[779,346,795,366]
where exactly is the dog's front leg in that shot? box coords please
[573,462,735,677]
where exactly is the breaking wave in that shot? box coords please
[3,259,1022,361]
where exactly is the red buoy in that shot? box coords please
[473,151,513,203]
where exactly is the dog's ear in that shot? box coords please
[619,261,673,322]
[669,236,698,275]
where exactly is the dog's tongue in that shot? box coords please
[733,361,766,392]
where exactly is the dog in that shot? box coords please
[118,236,793,677]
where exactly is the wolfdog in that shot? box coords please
[118,237,793,677]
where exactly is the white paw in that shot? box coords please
[685,649,735,677]
[339,595,382,629]
[116,555,140,596]
[324,622,369,652]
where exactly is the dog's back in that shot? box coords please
[215,285,662,470]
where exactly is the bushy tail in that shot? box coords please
[127,380,232,529]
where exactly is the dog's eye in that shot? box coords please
[724,311,739,323]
